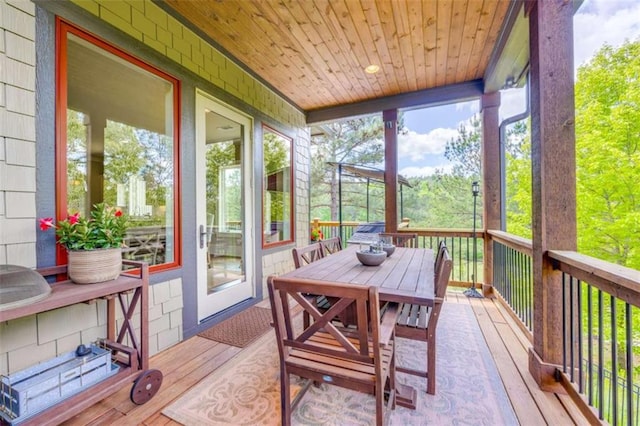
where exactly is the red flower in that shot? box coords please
[68,212,80,225]
[311,228,324,241]
[38,203,128,250]
[39,217,55,231]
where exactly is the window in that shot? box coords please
[57,20,180,270]
[262,126,293,247]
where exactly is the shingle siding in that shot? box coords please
[0,0,309,377]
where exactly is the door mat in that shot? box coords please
[198,306,273,348]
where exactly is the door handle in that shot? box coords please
[199,225,208,249]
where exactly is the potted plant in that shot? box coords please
[310,227,323,242]
[39,203,128,284]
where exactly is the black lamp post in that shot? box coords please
[464,181,483,298]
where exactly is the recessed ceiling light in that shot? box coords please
[365,64,380,74]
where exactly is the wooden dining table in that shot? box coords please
[279,244,435,409]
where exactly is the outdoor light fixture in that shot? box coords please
[464,181,483,298]
[503,76,517,89]
[365,64,380,74]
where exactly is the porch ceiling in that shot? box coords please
[161,0,527,120]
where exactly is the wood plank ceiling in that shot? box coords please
[163,0,514,114]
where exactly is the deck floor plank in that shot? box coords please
[114,340,242,424]
[483,297,590,425]
[468,297,547,425]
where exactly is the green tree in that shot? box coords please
[310,116,386,221]
[413,115,482,228]
[264,131,290,224]
[66,110,88,214]
[574,40,640,389]
[205,141,238,224]
[575,40,640,269]
[504,121,532,238]
[104,121,145,208]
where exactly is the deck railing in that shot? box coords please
[312,222,640,426]
[410,229,484,286]
[489,230,534,333]
[310,221,482,286]
[549,250,640,426]
[311,220,360,244]
[309,222,640,425]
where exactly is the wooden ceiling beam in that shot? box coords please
[306,79,483,124]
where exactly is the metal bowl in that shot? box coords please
[382,244,395,257]
[356,250,387,266]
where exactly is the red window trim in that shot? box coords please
[261,124,295,249]
[55,18,182,273]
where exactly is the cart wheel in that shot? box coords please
[130,369,163,405]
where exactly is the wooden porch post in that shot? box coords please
[527,0,577,391]
[383,109,398,233]
[481,92,501,296]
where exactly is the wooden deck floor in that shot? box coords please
[62,291,590,425]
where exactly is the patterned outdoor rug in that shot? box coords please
[198,306,273,348]
[164,303,518,425]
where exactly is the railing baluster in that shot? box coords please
[578,278,583,393]
[625,302,632,426]
[598,289,605,421]
[466,236,470,283]
[562,273,568,374]
[517,251,523,322]
[587,284,593,406]
[611,294,618,426]
[570,275,575,383]
[507,247,512,308]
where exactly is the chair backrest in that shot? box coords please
[319,236,342,256]
[268,276,382,364]
[379,232,418,248]
[434,246,453,300]
[434,240,447,277]
[292,242,324,269]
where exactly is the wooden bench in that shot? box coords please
[395,243,452,394]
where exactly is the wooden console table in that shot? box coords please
[0,260,162,426]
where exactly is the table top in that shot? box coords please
[282,245,435,306]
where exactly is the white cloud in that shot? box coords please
[454,100,479,114]
[397,2,640,176]
[574,0,640,70]
[397,128,458,161]
[400,164,453,178]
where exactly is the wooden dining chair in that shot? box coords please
[433,240,447,276]
[395,245,452,394]
[319,236,342,255]
[267,276,399,426]
[379,232,418,248]
[292,242,332,327]
[291,242,324,268]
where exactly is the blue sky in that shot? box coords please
[397,0,640,178]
